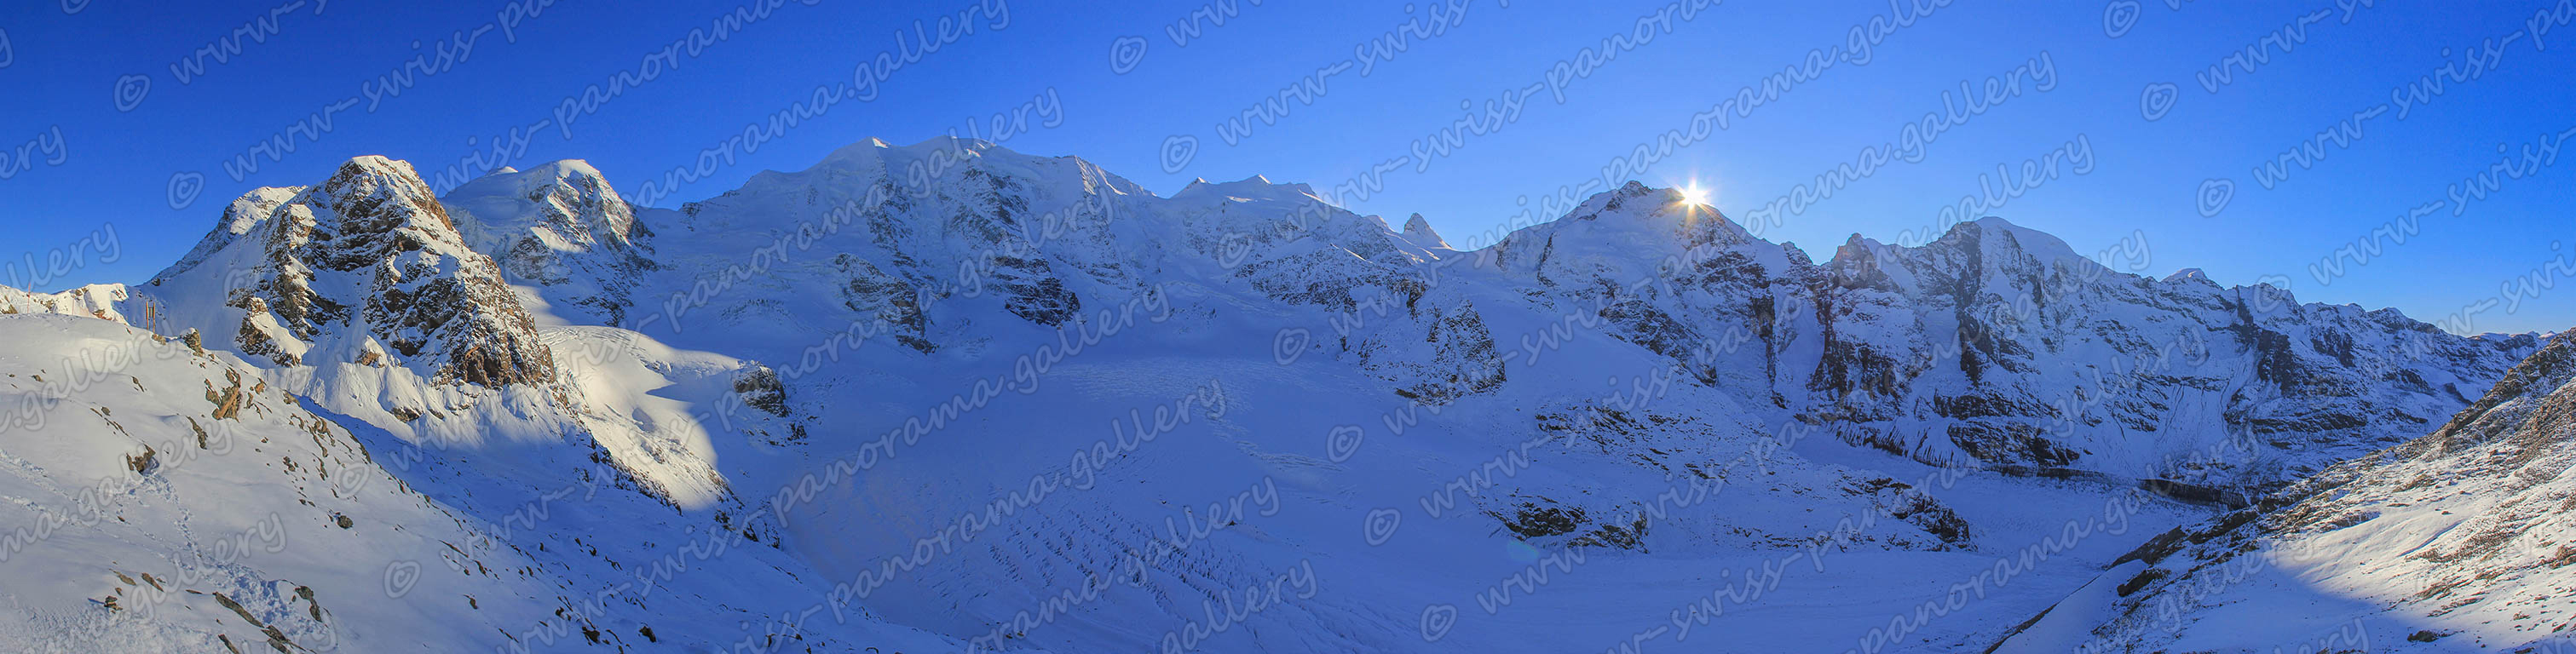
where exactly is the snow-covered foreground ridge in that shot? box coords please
[0,137,2557,652]
[1995,330,2576,652]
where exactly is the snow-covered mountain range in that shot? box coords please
[0,137,2559,652]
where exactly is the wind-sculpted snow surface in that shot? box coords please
[0,136,2548,652]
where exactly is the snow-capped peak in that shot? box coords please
[1402,213,1450,250]
[334,153,417,178]
[1923,216,2085,270]
[441,158,654,324]
[2164,267,2210,283]
[1556,181,1709,226]
[523,158,606,181]
[1172,173,1323,204]
[804,135,1003,173]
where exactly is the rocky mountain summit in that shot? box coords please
[148,156,555,387]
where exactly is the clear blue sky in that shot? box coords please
[2,0,2570,334]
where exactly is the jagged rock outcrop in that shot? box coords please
[147,157,556,387]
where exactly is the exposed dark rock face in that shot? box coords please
[153,157,558,388]
[732,364,790,417]
[988,255,1082,326]
[1384,300,1506,403]
[834,255,934,353]
[1491,500,1651,550]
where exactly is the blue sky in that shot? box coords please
[2,0,2570,334]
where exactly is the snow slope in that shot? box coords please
[0,136,2551,652]
[0,313,964,652]
[2004,330,2576,652]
